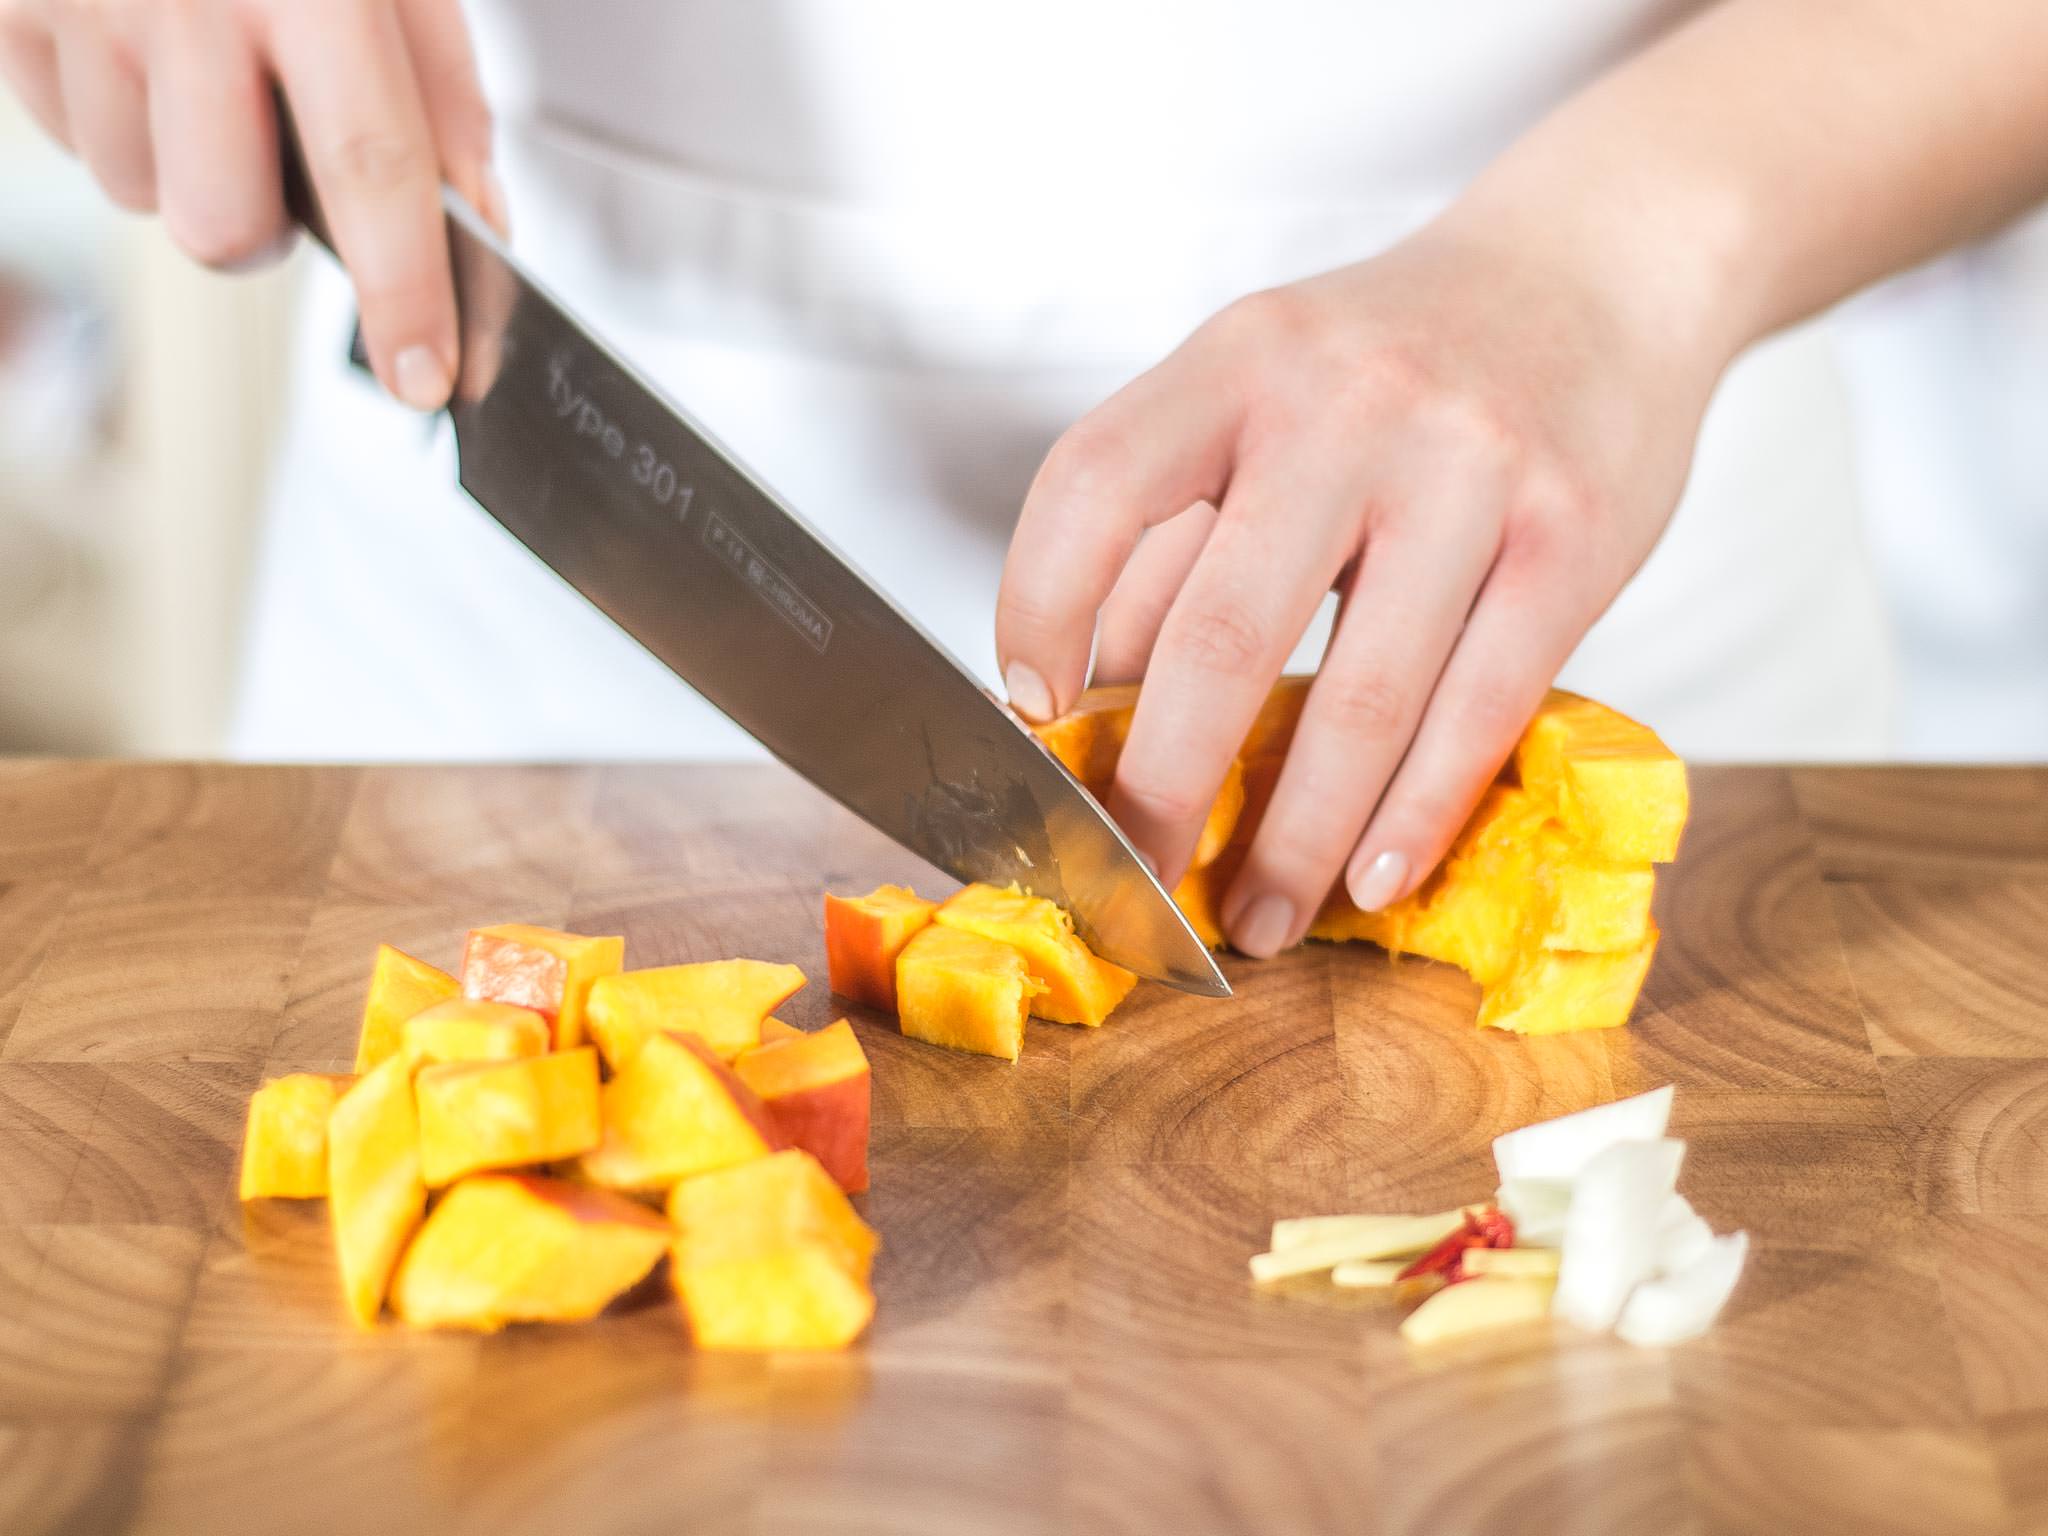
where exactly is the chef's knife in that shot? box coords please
[281,136,1228,998]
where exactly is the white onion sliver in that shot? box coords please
[1617,1231,1749,1347]
[1552,1137,1686,1333]
[1651,1194,1714,1277]
[1492,1085,1675,1185]
[1496,1177,1574,1246]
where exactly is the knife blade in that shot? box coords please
[283,152,1227,996]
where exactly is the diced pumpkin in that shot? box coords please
[460,924,624,1051]
[823,886,936,1014]
[1542,860,1657,954]
[355,944,460,1074]
[734,1018,871,1194]
[1478,930,1660,1036]
[934,882,1135,1027]
[758,1017,805,1045]
[389,1173,671,1332]
[579,1031,785,1194]
[239,1073,352,1200]
[415,1048,603,1187]
[1515,690,1689,863]
[586,959,806,1071]
[327,1053,428,1328]
[400,998,550,1066]
[894,924,1046,1062]
[668,1149,878,1351]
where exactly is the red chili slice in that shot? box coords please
[1396,1206,1518,1285]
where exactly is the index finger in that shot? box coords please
[994,340,1238,721]
[267,0,454,409]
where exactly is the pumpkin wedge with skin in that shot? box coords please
[415,1047,603,1187]
[823,886,936,1014]
[390,1173,671,1331]
[240,1073,352,1200]
[933,882,1136,1027]
[586,959,806,1071]
[734,1018,871,1193]
[355,944,460,1073]
[579,1031,786,1194]
[400,998,550,1066]
[327,1052,428,1327]
[894,923,1046,1062]
[669,1149,878,1351]
[460,924,624,1052]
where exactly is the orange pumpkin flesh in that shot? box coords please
[355,944,461,1073]
[578,1031,787,1194]
[586,959,806,1070]
[894,923,1046,1062]
[460,924,625,1052]
[400,997,550,1066]
[239,1073,352,1200]
[326,1052,428,1329]
[934,882,1136,1027]
[823,885,937,1013]
[414,1047,602,1188]
[734,1018,872,1193]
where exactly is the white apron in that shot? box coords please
[231,0,1895,762]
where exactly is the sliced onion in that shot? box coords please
[1492,1085,1675,1185]
[1495,1177,1574,1246]
[1617,1231,1749,1347]
[1551,1137,1686,1333]
[1651,1194,1714,1276]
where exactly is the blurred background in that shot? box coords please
[0,84,2043,762]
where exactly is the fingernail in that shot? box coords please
[1348,850,1410,912]
[1232,893,1295,959]
[394,345,451,412]
[478,165,512,238]
[1005,661,1054,722]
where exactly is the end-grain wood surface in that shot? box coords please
[1,760,2045,1535]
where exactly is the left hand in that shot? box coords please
[994,211,1721,956]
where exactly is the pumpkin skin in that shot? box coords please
[823,886,936,1014]
[734,1018,872,1194]
[1036,680,1686,1035]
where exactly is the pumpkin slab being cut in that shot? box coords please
[1515,690,1689,863]
[390,1174,670,1332]
[934,882,1135,1027]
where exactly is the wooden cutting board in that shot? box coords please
[0,759,2044,1535]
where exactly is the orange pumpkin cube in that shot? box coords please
[668,1149,878,1351]
[1515,690,1689,863]
[400,998,550,1066]
[389,1173,671,1332]
[758,1017,805,1045]
[823,885,936,1014]
[934,882,1135,1027]
[355,944,460,1073]
[734,1018,871,1193]
[585,959,805,1070]
[578,1031,786,1194]
[414,1047,602,1188]
[894,924,1045,1062]
[460,924,624,1051]
[239,1073,351,1200]
[327,1053,428,1328]
[1480,928,1661,1035]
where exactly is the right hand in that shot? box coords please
[0,0,505,410]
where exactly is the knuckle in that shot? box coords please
[1207,285,1317,360]
[1314,670,1409,744]
[328,127,432,196]
[1171,594,1270,676]
[1114,768,1216,834]
[1039,415,1137,503]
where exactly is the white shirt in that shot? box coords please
[233,0,1904,762]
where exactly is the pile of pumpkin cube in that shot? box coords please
[239,925,878,1349]
[823,880,1137,1061]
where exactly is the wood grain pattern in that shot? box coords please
[0,760,2042,1533]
